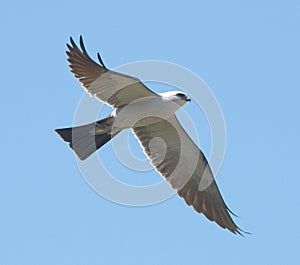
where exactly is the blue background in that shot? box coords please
[1,1,299,264]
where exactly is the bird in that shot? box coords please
[55,36,245,235]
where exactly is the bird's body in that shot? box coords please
[112,91,190,130]
[55,36,246,235]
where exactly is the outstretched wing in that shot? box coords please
[66,36,158,108]
[133,115,243,235]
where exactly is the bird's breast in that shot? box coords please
[112,97,181,129]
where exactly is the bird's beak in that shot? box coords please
[186,97,191,102]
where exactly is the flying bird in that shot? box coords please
[56,36,245,235]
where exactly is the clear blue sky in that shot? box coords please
[1,1,300,264]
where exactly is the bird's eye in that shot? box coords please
[176,93,186,98]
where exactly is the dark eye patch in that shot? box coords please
[176,93,186,98]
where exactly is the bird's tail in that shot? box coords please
[55,116,119,160]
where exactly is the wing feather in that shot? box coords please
[66,36,158,108]
[133,115,243,235]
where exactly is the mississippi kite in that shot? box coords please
[56,36,245,235]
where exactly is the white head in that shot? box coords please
[160,91,191,106]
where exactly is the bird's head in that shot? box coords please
[160,91,191,106]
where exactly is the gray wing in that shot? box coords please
[133,115,243,235]
[66,36,158,108]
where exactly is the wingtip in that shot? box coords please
[227,207,239,218]
[97,52,107,69]
[234,226,251,237]
[79,35,84,49]
[69,36,76,47]
[66,44,72,53]
[79,35,91,58]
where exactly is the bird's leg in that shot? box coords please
[95,122,111,134]
[94,116,116,135]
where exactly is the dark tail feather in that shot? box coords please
[55,117,118,160]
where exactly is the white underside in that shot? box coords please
[111,96,184,130]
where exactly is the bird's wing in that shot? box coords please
[133,115,243,235]
[66,36,158,108]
